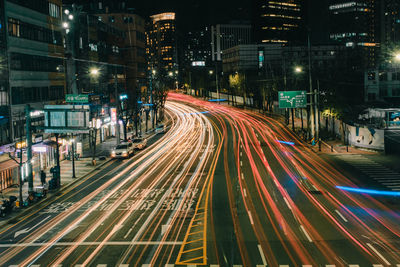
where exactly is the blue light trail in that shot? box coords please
[276,140,295,146]
[336,186,400,196]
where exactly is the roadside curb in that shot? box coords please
[0,158,113,228]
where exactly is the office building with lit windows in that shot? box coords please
[146,12,178,74]
[329,0,377,69]
[1,0,65,144]
[253,0,303,44]
[211,22,252,62]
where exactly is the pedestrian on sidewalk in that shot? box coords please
[40,170,46,186]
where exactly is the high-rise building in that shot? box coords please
[253,0,303,44]
[146,12,178,73]
[378,0,400,48]
[328,0,377,69]
[211,23,252,62]
[181,27,212,68]
[1,0,65,143]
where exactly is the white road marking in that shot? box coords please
[349,264,360,267]
[241,172,244,180]
[14,216,51,238]
[326,265,336,267]
[0,241,183,248]
[243,189,247,197]
[283,197,292,210]
[335,210,348,222]
[279,265,289,267]
[257,244,267,265]
[300,225,313,242]
[119,265,130,267]
[97,265,107,267]
[373,265,384,267]
[303,265,312,267]
[240,152,242,157]
[240,161,243,167]
[248,211,254,225]
[367,243,391,265]
[209,265,220,267]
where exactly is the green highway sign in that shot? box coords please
[278,91,307,108]
[66,94,89,103]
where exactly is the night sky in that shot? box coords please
[129,0,252,30]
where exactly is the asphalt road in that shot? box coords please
[0,93,399,266]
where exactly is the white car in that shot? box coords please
[131,138,147,150]
[155,124,166,134]
[111,142,134,158]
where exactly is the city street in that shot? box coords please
[0,93,400,266]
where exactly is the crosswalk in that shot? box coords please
[334,154,400,191]
[7,264,400,267]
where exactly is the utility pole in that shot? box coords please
[71,136,76,178]
[215,61,220,100]
[25,105,33,194]
[55,133,61,187]
[307,33,315,139]
[115,68,120,145]
[315,80,320,141]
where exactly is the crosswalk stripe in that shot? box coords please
[119,265,129,267]
[303,265,312,267]
[373,265,384,267]
[279,265,289,267]
[97,265,107,267]
[256,265,267,267]
[326,265,336,267]
[165,264,174,267]
[210,265,219,267]
[349,265,359,267]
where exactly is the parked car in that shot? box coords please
[111,142,134,158]
[155,124,166,134]
[131,138,147,150]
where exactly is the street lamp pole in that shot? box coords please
[115,68,120,145]
[71,137,76,178]
[307,33,315,139]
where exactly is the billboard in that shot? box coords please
[44,105,90,133]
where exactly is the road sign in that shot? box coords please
[278,91,307,108]
[66,94,89,103]
[44,105,90,134]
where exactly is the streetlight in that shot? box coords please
[90,67,99,76]
[295,66,303,73]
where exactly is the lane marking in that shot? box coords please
[257,244,267,265]
[367,243,391,265]
[97,265,107,267]
[0,241,183,248]
[303,265,312,267]
[279,265,289,267]
[241,172,244,180]
[119,265,129,267]
[335,210,348,222]
[283,197,292,210]
[243,189,247,197]
[248,211,254,225]
[326,265,336,267]
[373,265,384,267]
[240,152,242,157]
[240,161,243,167]
[300,225,313,242]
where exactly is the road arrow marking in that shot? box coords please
[14,215,51,238]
